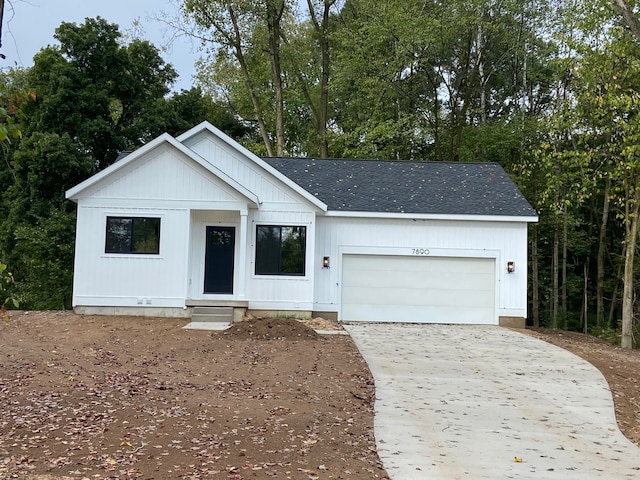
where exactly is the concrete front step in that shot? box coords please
[191,306,233,323]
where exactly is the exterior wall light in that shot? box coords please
[507,261,515,274]
[323,256,330,268]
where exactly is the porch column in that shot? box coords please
[237,209,248,299]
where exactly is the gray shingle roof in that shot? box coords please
[263,157,537,217]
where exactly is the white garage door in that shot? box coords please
[341,255,496,324]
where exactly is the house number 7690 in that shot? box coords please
[412,248,430,255]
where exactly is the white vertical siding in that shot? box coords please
[72,204,190,307]
[85,147,243,203]
[185,208,318,311]
[183,136,312,208]
[313,216,528,318]
[242,210,316,310]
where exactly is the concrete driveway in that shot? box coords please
[344,323,640,480]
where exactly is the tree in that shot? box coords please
[612,0,640,40]
[184,0,280,155]
[135,86,253,140]
[1,133,93,309]
[0,262,17,319]
[25,17,177,168]
[1,18,180,310]
[330,0,555,161]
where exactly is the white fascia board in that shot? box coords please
[177,121,328,212]
[323,210,539,223]
[65,133,174,200]
[65,133,261,207]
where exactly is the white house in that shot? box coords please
[65,121,538,327]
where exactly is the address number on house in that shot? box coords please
[412,248,430,255]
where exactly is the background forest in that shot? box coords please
[1,0,640,346]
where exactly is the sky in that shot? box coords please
[1,0,201,92]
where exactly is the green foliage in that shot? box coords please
[12,209,76,310]
[0,132,91,309]
[152,87,253,140]
[25,17,177,167]
[0,18,200,311]
[0,262,18,320]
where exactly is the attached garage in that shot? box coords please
[67,122,537,326]
[341,254,496,324]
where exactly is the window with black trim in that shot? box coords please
[255,225,306,275]
[105,217,161,254]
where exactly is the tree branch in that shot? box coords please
[612,0,640,42]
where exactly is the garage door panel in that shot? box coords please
[341,255,496,324]
[343,286,493,307]
[341,304,494,324]
[343,267,491,290]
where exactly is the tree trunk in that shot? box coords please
[317,0,332,157]
[621,174,640,349]
[562,204,568,329]
[597,176,611,328]
[266,0,286,156]
[476,23,487,124]
[0,0,4,48]
[583,260,589,334]
[299,0,334,158]
[531,224,539,327]
[608,248,624,329]
[552,208,559,329]
[227,7,274,156]
[612,0,640,42]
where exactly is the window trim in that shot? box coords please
[255,224,307,276]
[104,216,161,255]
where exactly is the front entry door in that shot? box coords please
[204,226,235,294]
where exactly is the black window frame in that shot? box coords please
[255,225,307,276]
[105,216,161,255]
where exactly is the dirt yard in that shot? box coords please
[1,313,640,480]
[0,312,387,480]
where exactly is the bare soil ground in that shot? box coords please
[2,313,640,480]
[0,312,387,480]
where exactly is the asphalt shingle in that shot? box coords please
[263,157,537,217]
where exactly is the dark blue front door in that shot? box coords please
[204,226,235,294]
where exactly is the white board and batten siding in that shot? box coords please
[72,205,191,309]
[180,130,320,211]
[71,146,228,309]
[313,216,528,324]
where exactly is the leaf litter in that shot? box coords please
[0,312,388,479]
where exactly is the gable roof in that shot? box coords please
[177,122,327,212]
[263,157,537,218]
[65,133,260,206]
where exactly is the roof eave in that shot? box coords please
[323,210,539,223]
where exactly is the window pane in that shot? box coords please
[281,227,305,275]
[132,218,160,254]
[255,225,306,276]
[105,217,133,253]
[105,216,160,254]
[256,226,281,274]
